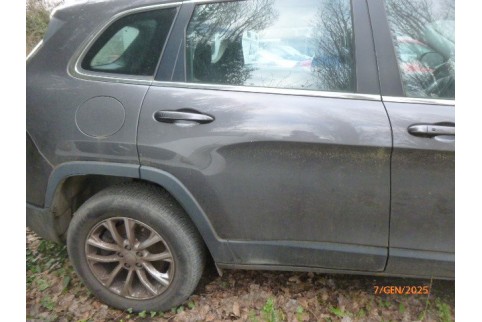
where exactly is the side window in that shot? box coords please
[90,26,140,67]
[82,8,177,76]
[186,0,355,93]
[384,0,455,99]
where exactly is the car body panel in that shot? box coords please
[138,85,392,271]
[383,102,454,253]
[26,0,455,279]
[26,0,169,170]
[382,101,454,278]
[27,132,53,207]
[368,0,455,277]
[139,0,393,272]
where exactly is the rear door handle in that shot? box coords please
[408,124,455,137]
[154,110,214,124]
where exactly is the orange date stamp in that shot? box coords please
[373,285,430,295]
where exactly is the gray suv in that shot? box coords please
[27,0,455,312]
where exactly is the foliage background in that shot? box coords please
[26,0,59,53]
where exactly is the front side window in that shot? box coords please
[186,0,355,93]
[384,0,455,99]
[82,8,177,76]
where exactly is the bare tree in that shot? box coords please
[385,0,435,39]
[385,0,455,98]
[187,0,278,85]
[310,0,354,92]
[189,0,277,43]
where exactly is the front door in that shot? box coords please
[368,0,455,277]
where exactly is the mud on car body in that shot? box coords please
[27,0,455,311]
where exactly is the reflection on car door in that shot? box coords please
[137,0,392,272]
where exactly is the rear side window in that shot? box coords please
[185,0,355,93]
[82,8,177,76]
[384,0,455,99]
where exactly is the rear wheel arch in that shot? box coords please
[44,162,231,263]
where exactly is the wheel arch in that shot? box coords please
[43,162,232,263]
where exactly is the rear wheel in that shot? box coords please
[67,183,206,312]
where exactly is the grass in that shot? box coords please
[435,298,453,322]
[40,296,55,311]
[26,237,75,299]
[26,239,68,274]
[296,306,304,322]
[261,298,284,322]
[329,306,350,318]
[27,240,64,274]
[35,278,50,291]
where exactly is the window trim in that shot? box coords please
[68,2,182,85]
[151,80,381,101]
[27,40,44,63]
[383,96,455,106]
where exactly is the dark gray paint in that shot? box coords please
[26,0,455,278]
[44,162,140,208]
[383,102,454,253]
[139,166,235,263]
[217,261,453,279]
[26,1,159,168]
[227,240,387,271]
[138,86,391,271]
[139,2,391,272]
[27,132,53,207]
[385,248,454,278]
[27,203,61,242]
[75,96,126,138]
[38,161,233,263]
[39,161,392,269]
[366,0,455,276]
[27,0,183,169]
[26,74,147,166]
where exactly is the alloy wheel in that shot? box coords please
[85,217,175,299]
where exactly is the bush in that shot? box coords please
[26,0,61,53]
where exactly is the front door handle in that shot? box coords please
[154,110,214,124]
[408,124,455,137]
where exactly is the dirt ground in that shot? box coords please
[26,229,454,322]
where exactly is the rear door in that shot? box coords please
[138,0,392,271]
[368,0,455,277]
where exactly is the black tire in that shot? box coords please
[66,182,206,312]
